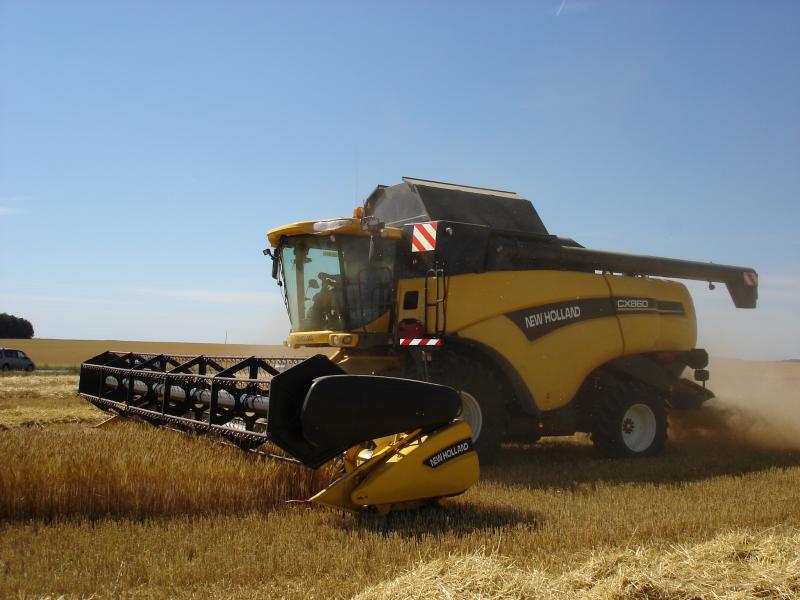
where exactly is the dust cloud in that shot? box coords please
[669,358,800,450]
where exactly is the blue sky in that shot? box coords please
[1,1,798,358]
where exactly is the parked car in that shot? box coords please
[1,348,35,372]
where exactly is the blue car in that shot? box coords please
[0,348,35,372]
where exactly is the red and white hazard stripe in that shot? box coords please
[411,222,438,252]
[399,338,443,347]
[743,271,758,287]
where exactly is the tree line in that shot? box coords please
[0,313,34,339]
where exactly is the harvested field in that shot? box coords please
[354,528,800,599]
[0,373,98,428]
[1,357,799,598]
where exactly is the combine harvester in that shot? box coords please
[79,177,758,512]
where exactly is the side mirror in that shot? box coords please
[270,249,281,280]
[369,235,384,262]
[362,216,385,262]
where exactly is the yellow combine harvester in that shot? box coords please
[266,177,757,460]
[79,177,757,512]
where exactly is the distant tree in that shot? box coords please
[0,313,34,339]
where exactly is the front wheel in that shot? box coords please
[25,364,34,372]
[433,356,508,463]
[591,381,667,457]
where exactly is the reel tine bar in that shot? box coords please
[78,351,306,451]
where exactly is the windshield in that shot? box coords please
[279,235,395,332]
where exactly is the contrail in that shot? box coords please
[555,0,567,16]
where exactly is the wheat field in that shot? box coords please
[1,350,799,598]
[2,338,325,369]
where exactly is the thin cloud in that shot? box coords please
[1,289,283,308]
[129,288,280,305]
[0,292,151,307]
[552,0,594,17]
[0,206,24,217]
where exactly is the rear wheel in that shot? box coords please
[433,356,508,463]
[591,381,667,457]
[1,364,9,372]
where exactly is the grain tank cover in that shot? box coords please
[364,177,549,234]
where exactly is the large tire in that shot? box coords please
[432,356,508,463]
[591,380,667,457]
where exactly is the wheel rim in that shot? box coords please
[621,403,657,452]
[457,391,483,441]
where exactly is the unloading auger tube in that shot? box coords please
[78,351,480,513]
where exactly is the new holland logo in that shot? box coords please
[524,305,582,329]
[505,296,686,342]
[424,438,474,468]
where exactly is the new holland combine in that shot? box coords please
[79,177,758,512]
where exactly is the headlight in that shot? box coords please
[330,334,355,347]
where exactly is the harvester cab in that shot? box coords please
[267,177,759,461]
[267,220,402,346]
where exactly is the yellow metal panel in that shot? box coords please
[603,275,697,353]
[437,271,621,410]
[309,432,417,513]
[287,330,339,347]
[443,271,613,332]
[351,422,479,507]
[439,271,697,411]
[460,314,623,411]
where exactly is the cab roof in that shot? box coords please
[267,218,403,247]
[268,177,548,247]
